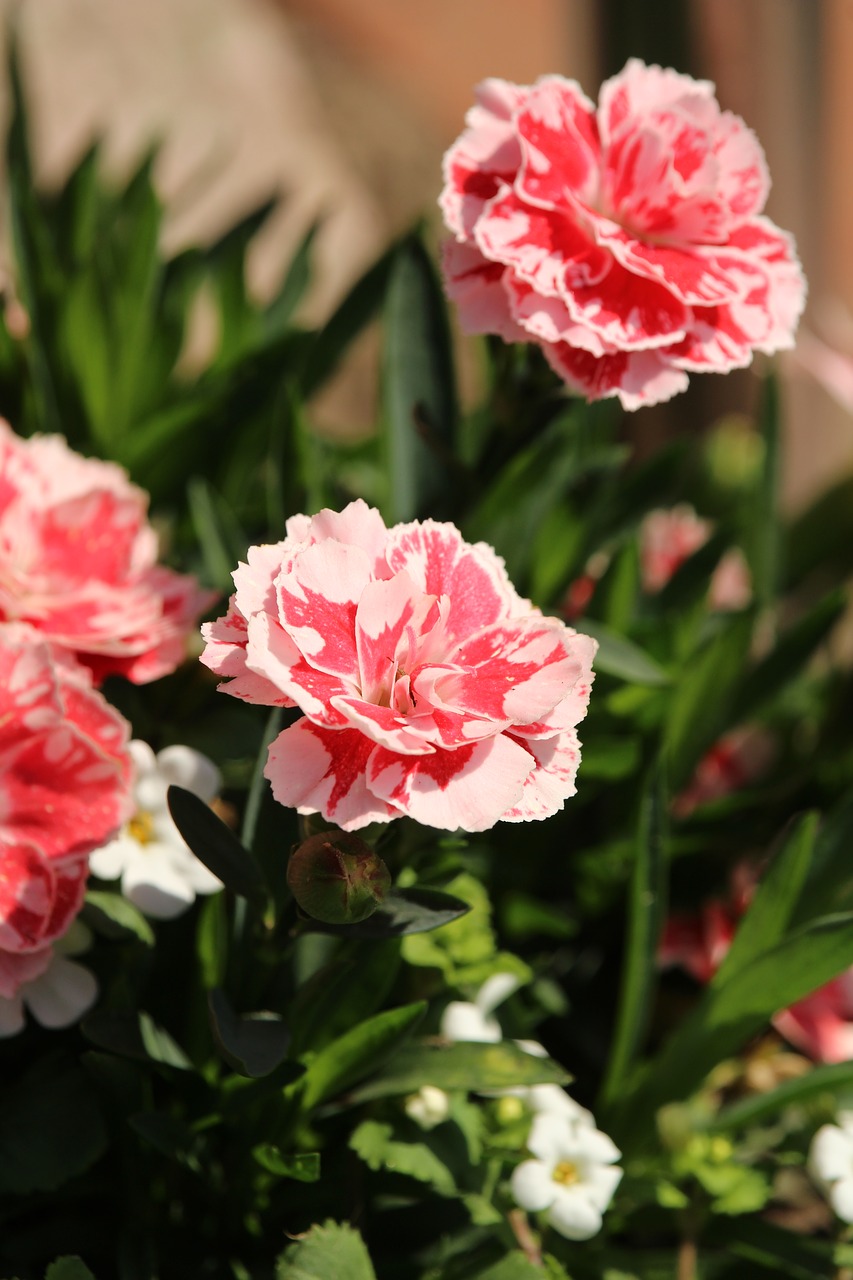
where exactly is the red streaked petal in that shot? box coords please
[246,613,350,726]
[264,720,401,831]
[501,730,582,822]
[276,540,371,680]
[515,76,600,210]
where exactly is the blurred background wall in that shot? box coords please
[0,0,845,507]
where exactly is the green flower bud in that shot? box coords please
[287,831,391,924]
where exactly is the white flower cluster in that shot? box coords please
[809,1112,853,1222]
[425,973,623,1240]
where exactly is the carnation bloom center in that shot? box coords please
[552,1160,581,1187]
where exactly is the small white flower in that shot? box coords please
[441,972,520,1043]
[89,740,223,919]
[405,1085,451,1130]
[0,930,98,1039]
[809,1115,853,1222]
[511,1110,623,1240]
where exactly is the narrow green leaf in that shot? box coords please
[664,613,754,789]
[254,1144,320,1182]
[208,988,293,1079]
[600,760,667,1108]
[187,475,243,593]
[349,1040,570,1104]
[656,530,729,613]
[129,1112,200,1171]
[750,373,781,612]
[276,1220,377,1280]
[712,1060,853,1132]
[718,1218,834,1279]
[264,221,320,334]
[617,912,853,1147]
[82,1011,193,1071]
[578,619,670,687]
[83,890,155,946]
[382,235,457,521]
[299,243,397,397]
[167,785,266,903]
[737,589,847,721]
[794,790,853,925]
[712,812,819,986]
[289,940,402,1057]
[300,1001,426,1110]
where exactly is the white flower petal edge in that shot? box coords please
[809,1118,853,1223]
[0,951,97,1037]
[511,1110,623,1241]
[89,739,224,920]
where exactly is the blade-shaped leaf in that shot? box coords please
[303,887,471,938]
[737,589,846,721]
[578,619,670,687]
[712,1059,853,1132]
[349,1040,570,1103]
[600,760,667,1109]
[382,235,457,521]
[82,1011,193,1071]
[299,1001,427,1110]
[167,785,266,902]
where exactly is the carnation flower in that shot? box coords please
[440,60,805,409]
[639,506,751,610]
[809,1115,853,1223]
[662,862,853,1062]
[0,624,133,864]
[511,1109,623,1240]
[0,624,133,1030]
[0,421,216,683]
[90,741,223,919]
[202,501,596,832]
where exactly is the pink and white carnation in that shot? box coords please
[0,624,133,1032]
[640,505,751,611]
[440,60,805,409]
[201,500,596,832]
[0,421,216,683]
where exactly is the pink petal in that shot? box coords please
[596,222,742,306]
[543,343,689,410]
[264,720,400,830]
[304,500,391,578]
[385,521,517,645]
[515,76,600,210]
[231,541,290,619]
[598,58,716,148]
[276,540,372,681]
[246,612,350,727]
[367,733,533,832]
[561,256,689,351]
[201,604,293,706]
[505,276,610,353]
[501,730,583,821]
[439,78,526,239]
[354,572,424,703]
[476,189,609,296]
[440,241,525,343]
[330,695,436,754]
[441,618,588,726]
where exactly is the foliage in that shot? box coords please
[1,38,851,1280]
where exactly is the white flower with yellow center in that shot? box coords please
[89,741,223,919]
[809,1114,853,1222]
[511,1110,623,1240]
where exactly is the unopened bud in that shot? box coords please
[287,831,391,924]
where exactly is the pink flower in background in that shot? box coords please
[440,60,805,409]
[202,500,596,832]
[0,624,133,1032]
[639,505,751,611]
[672,728,773,819]
[661,863,853,1063]
[0,421,216,683]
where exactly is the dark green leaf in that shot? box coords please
[300,1002,427,1110]
[382,235,457,521]
[712,812,818,985]
[264,221,320,334]
[664,613,754,789]
[749,373,781,611]
[208,987,294,1079]
[83,891,155,946]
[350,1120,457,1196]
[656,530,730,613]
[254,1144,320,1182]
[349,1040,570,1103]
[82,1010,193,1070]
[600,760,667,1108]
[737,589,847,721]
[0,1055,107,1194]
[167,784,266,902]
[299,243,397,396]
[129,1112,200,1171]
[579,619,670,686]
[717,1218,834,1280]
